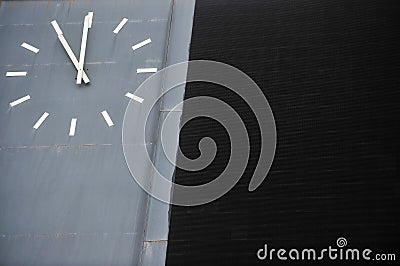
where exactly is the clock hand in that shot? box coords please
[50,20,90,84]
[76,12,92,84]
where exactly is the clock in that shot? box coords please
[1,7,160,142]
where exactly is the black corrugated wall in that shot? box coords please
[167,0,399,265]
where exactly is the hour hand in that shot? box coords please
[51,20,90,84]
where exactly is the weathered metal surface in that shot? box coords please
[0,0,195,265]
[0,145,146,265]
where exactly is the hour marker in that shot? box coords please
[21,42,40,53]
[101,110,114,127]
[69,118,77,136]
[6,71,27,77]
[125,92,144,103]
[113,18,128,34]
[132,38,152,51]
[10,95,31,107]
[136,68,157,74]
[33,112,49,129]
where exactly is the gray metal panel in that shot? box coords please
[160,0,196,112]
[0,146,145,266]
[0,145,151,234]
[144,112,182,241]
[0,0,195,265]
[0,234,141,266]
[141,0,195,264]
[141,241,168,266]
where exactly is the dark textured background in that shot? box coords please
[167,0,399,265]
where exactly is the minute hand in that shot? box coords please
[50,20,90,84]
[76,14,90,84]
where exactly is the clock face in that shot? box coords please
[0,0,172,146]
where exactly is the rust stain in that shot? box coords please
[0,232,136,239]
[144,239,167,243]
[0,144,113,151]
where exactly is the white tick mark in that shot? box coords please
[6,71,27,77]
[113,18,128,34]
[132,38,151,51]
[69,118,77,136]
[125,92,144,103]
[33,112,49,129]
[21,42,39,53]
[136,68,157,74]
[10,95,30,107]
[101,110,114,127]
